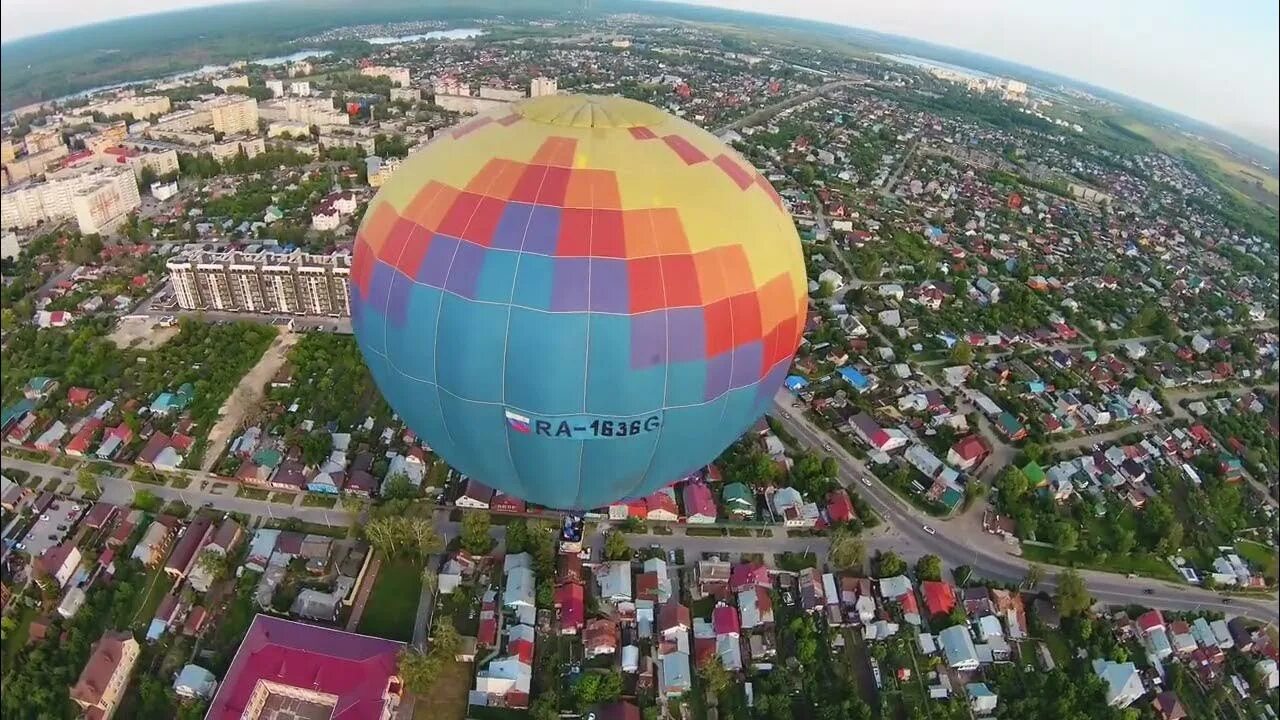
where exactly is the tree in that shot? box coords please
[76,468,100,496]
[995,466,1030,502]
[603,530,631,561]
[505,518,530,554]
[380,473,417,500]
[915,554,942,581]
[950,340,974,365]
[574,670,623,710]
[529,693,560,720]
[876,551,906,578]
[699,656,733,697]
[195,549,229,582]
[365,516,443,561]
[829,525,866,570]
[133,488,161,512]
[398,647,442,694]
[1024,564,1045,588]
[299,430,333,466]
[1055,569,1091,616]
[459,510,493,555]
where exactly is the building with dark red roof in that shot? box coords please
[712,605,740,636]
[921,581,957,618]
[64,417,103,457]
[490,491,526,515]
[82,502,118,530]
[946,435,990,471]
[163,517,213,580]
[825,488,856,524]
[66,387,96,407]
[554,582,585,635]
[206,614,404,720]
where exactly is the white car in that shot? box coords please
[860,477,872,488]
[922,525,936,535]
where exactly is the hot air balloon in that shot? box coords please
[351,94,806,509]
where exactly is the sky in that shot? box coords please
[2,0,1277,150]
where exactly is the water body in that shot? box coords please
[878,53,1002,82]
[251,50,332,66]
[365,28,485,45]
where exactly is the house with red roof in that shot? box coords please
[1136,609,1166,636]
[206,614,405,720]
[899,591,922,626]
[1188,425,1216,447]
[645,487,678,522]
[490,491,526,515]
[583,619,620,658]
[681,482,716,523]
[66,387,96,408]
[712,605,740,637]
[554,583,585,635]
[825,488,856,524]
[64,418,104,457]
[921,581,957,618]
[82,502,118,530]
[946,435,990,471]
[730,562,770,593]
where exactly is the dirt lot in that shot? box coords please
[200,330,299,471]
[109,316,179,350]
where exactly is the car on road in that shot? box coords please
[1142,588,1154,595]
[823,443,832,451]
[781,411,790,419]
[860,476,872,487]
[922,525,936,535]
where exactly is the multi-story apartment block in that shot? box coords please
[258,98,348,127]
[2,166,139,234]
[360,65,411,87]
[212,75,250,91]
[198,95,259,136]
[166,250,352,317]
[530,76,558,97]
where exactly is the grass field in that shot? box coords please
[1,605,37,669]
[130,569,176,629]
[268,492,296,504]
[1120,119,1279,206]
[412,659,472,720]
[357,557,423,642]
[1235,540,1280,583]
[302,494,338,508]
[236,486,270,500]
[1020,545,1181,582]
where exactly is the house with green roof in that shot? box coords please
[150,382,195,415]
[1022,461,1047,488]
[1,399,36,433]
[996,412,1027,441]
[23,376,57,400]
[252,447,284,469]
[721,482,755,520]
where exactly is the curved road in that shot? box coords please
[769,390,1279,625]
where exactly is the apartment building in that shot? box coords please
[70,631,141,720]
[530,76,558,97]
[199,95,259,136]
[24,126,64,155]
[258,98,348,127]
[77,95,172,120]
[2,166,139,233]
[167,249,352,317]
[209,136,266,162]
[153,108,212,133]
[100,145,180,180]
[360,65,411,87]
[212,75,250,91]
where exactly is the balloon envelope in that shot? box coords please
[351,94,805,509]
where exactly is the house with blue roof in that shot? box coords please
[838,367,874,392]
[150,383,194,415]
[23,376,57,400]
[1,398,36,433]
[784,375,809,392]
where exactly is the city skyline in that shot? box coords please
[1,0,1277,152]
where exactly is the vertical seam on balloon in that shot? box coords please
[713,249,735,427]
[572,178,595,509]
[499,174,550,502]
[429,176,497,452]
[618,206,671,504]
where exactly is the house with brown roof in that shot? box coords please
[163,517,213,580]
[70,631,140,720]
[584,618,620,658]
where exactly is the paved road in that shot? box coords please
[1,455,353,526]
[714,78,862,134]
[768,392,1279,624]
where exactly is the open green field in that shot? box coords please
[356,557,422,642]
[1235,540,1280,583]
[412,660,472,720]
[1020,544,1181,582]
[1120,119,1279,206]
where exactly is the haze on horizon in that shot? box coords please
[1,0,1276,152]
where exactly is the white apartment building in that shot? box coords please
[258,98,348,127]
[212,75,250,91]
[166,250,352,317]
[289,81,311,97]
[77,95,172,119]
[360,65,411,87]
[266,79,285,97]
[2,166,139,234]
[198,95,259,135]
[530,76,558,97]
